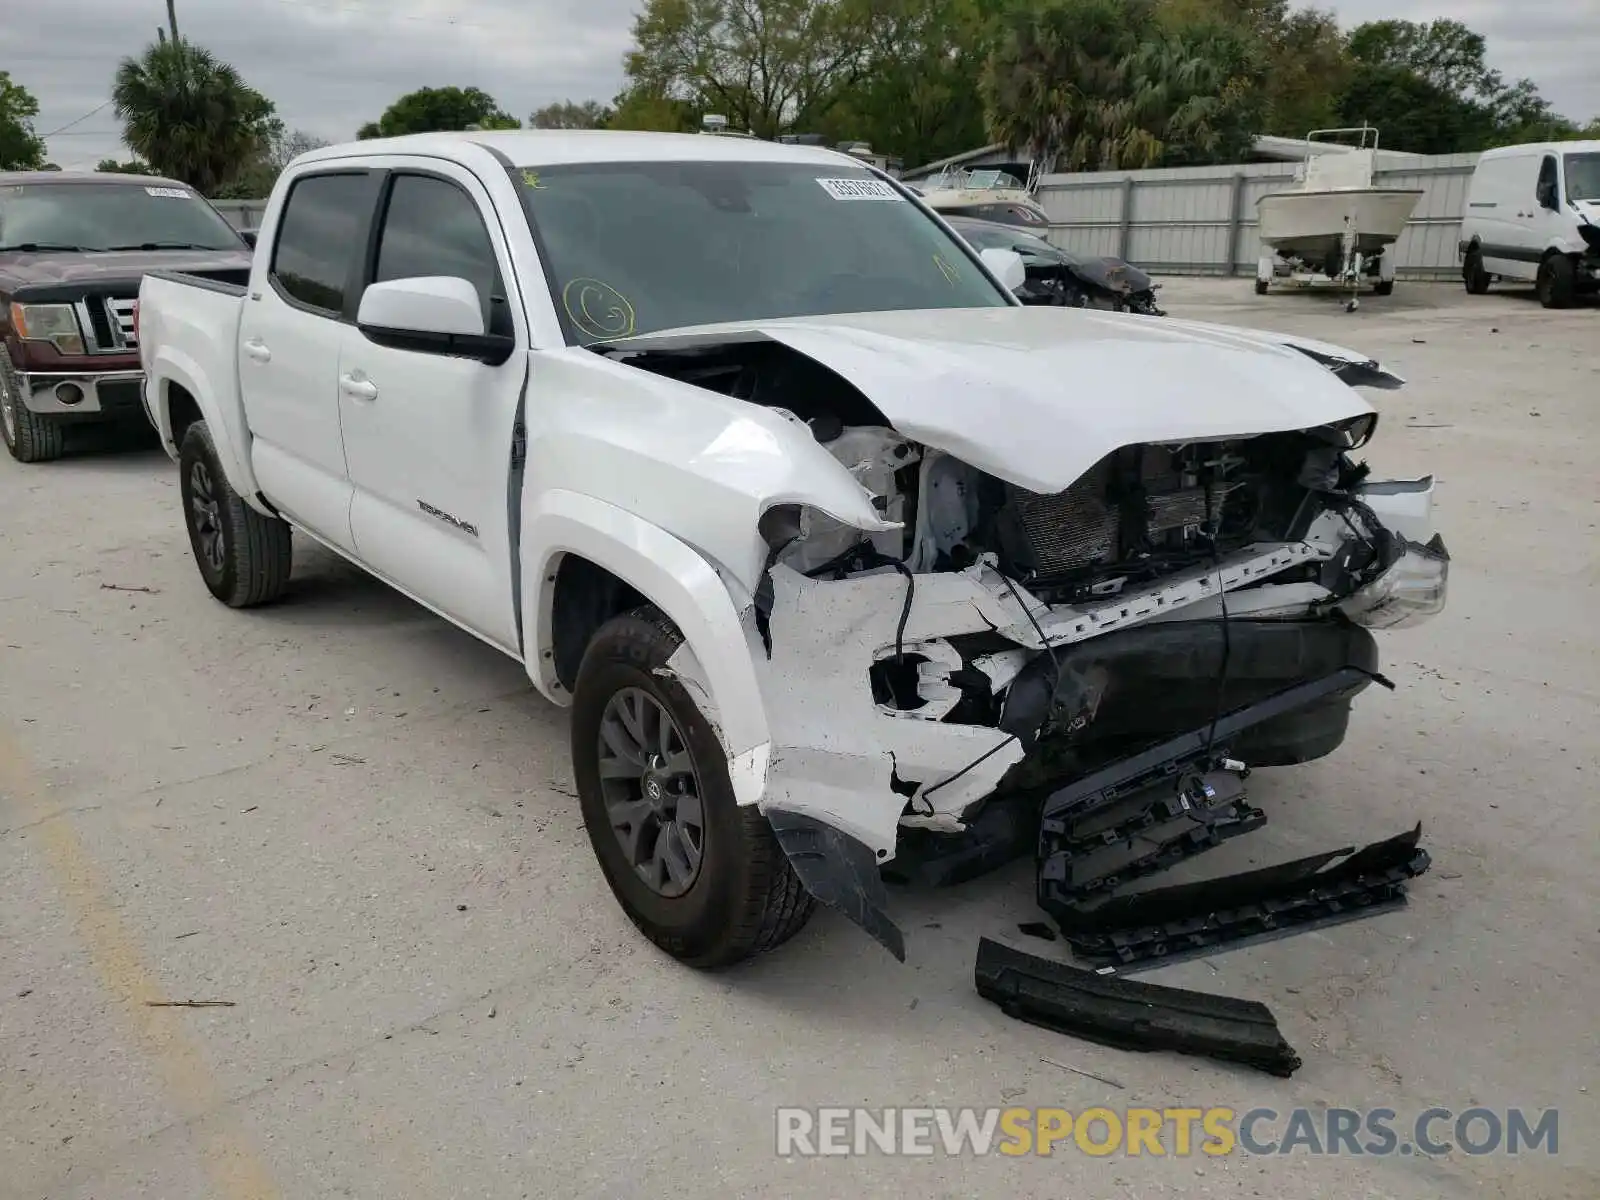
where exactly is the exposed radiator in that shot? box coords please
[1002,450,1241,578]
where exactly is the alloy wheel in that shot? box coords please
[596,686,706,898]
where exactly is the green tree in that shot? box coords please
[820,0,995,169]
[358,87,519,138]
[983,0,1262,171]
[623,0,874,140]
[112,40,277,195]
[607,84,700,132]
[1159,0,1349,137]
[0,71,48,170]
[96,157,154,174]
[1342,18,1579,152]
[530,100,614,129]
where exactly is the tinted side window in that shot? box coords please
[271,172,381,315]
[373,175,507,332]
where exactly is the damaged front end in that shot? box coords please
[605,325,1447,962]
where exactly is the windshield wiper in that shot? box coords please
[0,242,97,253]
[104,241,214,251]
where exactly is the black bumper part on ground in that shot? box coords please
[768,808,906,961]
[974,937,1302,1077]
[1053,824,1431,971]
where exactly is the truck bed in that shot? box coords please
[138,269,250,477]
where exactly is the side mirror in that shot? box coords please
[356,276,513,365]
[979,247,1027,293]
[238,228,257,248]
[1537,180,1559,211]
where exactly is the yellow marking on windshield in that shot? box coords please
[933,254,961,285]
[521,170,545,189]
[562,278,636,339]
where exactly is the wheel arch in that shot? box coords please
[147,350,263,508]
[521,489,772,807]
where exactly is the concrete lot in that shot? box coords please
[2,279,1595,1199]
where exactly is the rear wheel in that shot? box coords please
[1254,279,1270,296]
[1373,279,1395,296]
[1536,254,1575,309]
[1463,247,1491,294]
[178,421,293,607]
[571,607,815,967]
[0,350,66,463]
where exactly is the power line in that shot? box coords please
[39,99,115,138]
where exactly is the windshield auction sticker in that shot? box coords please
[144,187,192,199]
[815,177,903,201]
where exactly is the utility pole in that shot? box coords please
[165,0,180,45]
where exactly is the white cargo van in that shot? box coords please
[1459,140,1600,307]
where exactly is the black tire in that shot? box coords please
[1536,254,1575,309]
[1373,279,1394,296]
[0,349,66,463]
[1254,279,1270,296]
[572,607,815,967]
[178,420,292,607]
[1463,247,1491,295]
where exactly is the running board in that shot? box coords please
[974,938,1302,1077]
[1050,824,1431,970]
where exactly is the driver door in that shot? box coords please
[338,163,528,654]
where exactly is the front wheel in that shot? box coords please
[0,350,65,463]
[178,421,293,607]
[571,608,815,967]
[1536,255,1575,309]
[1373,279,1395,296]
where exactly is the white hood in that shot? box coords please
[605,306,1384,493]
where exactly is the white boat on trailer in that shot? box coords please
[1255,127,1423,310]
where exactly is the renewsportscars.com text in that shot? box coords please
[775,1106,1559,1158]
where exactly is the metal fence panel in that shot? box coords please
[1035,153,1478,279]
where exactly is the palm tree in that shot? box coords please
[982,0,1166,173]
[112,40,275,196]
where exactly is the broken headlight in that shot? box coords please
[1336,533,1449,629]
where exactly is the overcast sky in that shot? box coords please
[14,0,1599,171]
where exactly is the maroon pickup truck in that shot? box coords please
[1,171,253,462]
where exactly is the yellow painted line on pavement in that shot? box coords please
[0,727,282,1200]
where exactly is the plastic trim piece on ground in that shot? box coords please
[973,937,1303,1077]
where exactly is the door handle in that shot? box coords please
[244,339,271,363]
[339,372,378,402]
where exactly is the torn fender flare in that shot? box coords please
[767,808,906,962]
[521,489,773,806]
[973,938,1302,1077]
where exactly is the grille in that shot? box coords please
[106,298,139,349]
[74,295,139,353]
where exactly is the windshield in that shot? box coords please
[1563,152,1600,203]
[952,221,1056,257]
[0,182,245,252]
[516,160,1008,343]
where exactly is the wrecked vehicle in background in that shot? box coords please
[137,131,1447,971]
[943,213,1167,316]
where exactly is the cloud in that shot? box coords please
[15,0,1597,171]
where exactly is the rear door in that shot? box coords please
[337,162,529,654]
[1479,154,1541,282]
[239,169,383,549]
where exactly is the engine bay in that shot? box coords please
[604,337,1379,605]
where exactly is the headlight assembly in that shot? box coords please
[9,302,86,356]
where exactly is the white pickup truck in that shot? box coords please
[138,131,1448,968]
